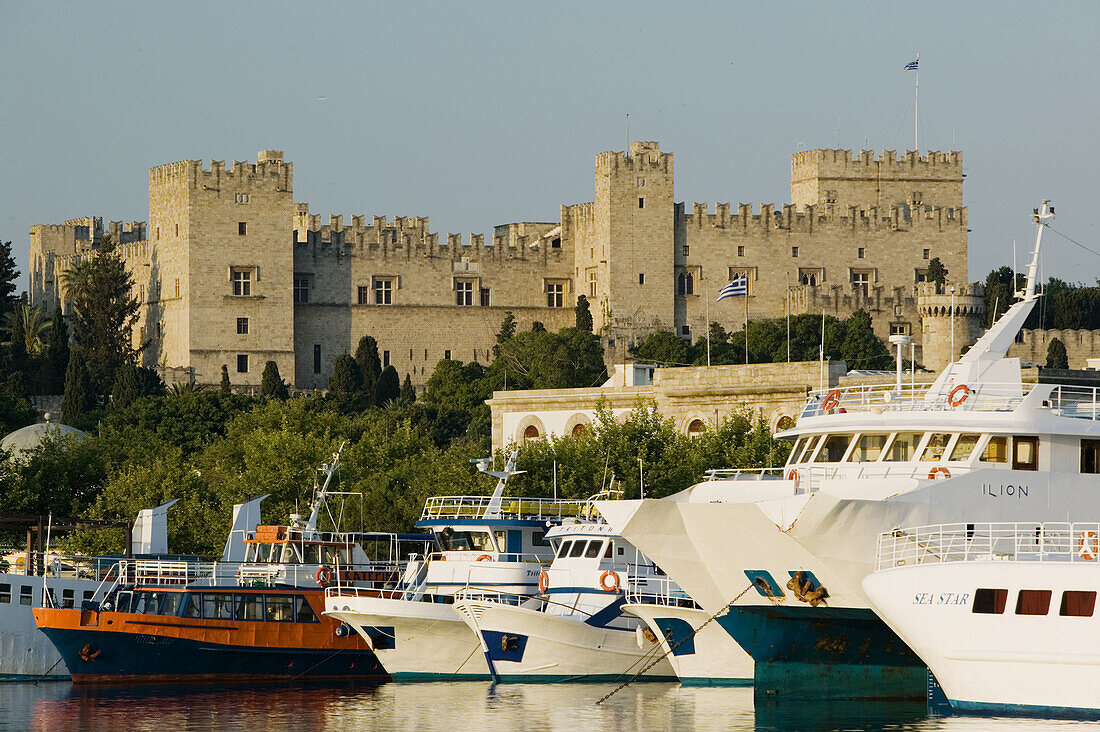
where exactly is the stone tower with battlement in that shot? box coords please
[144,150,295,386]
[791,149,963,213]
[917,281,984,370]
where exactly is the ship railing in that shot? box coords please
[801,381,1036,419]
[703,468,785,481]
[424,550,547,564]
[2,551,123,580]
[624,575,700,609]
[420,496,590,522]
[875,521,1100,570]
[703,463,973,496]
[1046,384,1100,421]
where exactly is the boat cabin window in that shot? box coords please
[494,531,507,553]
[848,434,889,462]
[531,530,550,547]
[569,541,588,558]
[158,592,181,616]
[182,596,201,618]
[203,593,236,620]
[1015,589,1052,616]
[972,588,1008,614]
[295,596,318,623]
[814,434,853,463]
[980,436,1008,463]
[237,594,264,621]
[949,433,981,461]
[788,437,808,465]
[0,583,10,604]
[277,543,301,564]
[604,542,614,559]
[798,435,823,462]
[1059,591,1096,617]
[585,541,604,559]
[1082,440,1100,474]
[266,594,294,621]
[919,434,952,462]
[556,540,573,558]
[439,530,494,552]
[883,433,922,461]
[1012,436,1038,471]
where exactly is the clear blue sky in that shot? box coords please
[2,1,1098,293]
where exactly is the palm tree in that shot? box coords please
[59,257,95,305]
[3,304,51,354]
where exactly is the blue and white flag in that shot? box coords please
[904,58,919,71]
[717,274,748,301]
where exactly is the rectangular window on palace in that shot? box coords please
[1015,589,1052,616]
[293,278,310,304]
[357,286,369,305]
[236,317,248,335]
[313,344,321,374]
[972,588,1008,614]
[480,288,491,307]
[374,278,393,305]
[238,222,247,235]
[232,269,251,297]
[455,281,473,306]
[547,282,564,308]
[237,354,248,373]
[383,350,389,367]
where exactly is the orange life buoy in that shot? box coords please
[1078,531,1098,561]
[927,466,951,480]
[822,390,842,413]
[947,384,970,407]
[476,554,493,562]
[599,570,620,592]
[315,565,332,587]
[538,571,549,593]
[787,469,799,487]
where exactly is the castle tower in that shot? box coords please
[576,141,675,344]
[917,281,984,370]
[790,149,963,212]
[146,150,295,386]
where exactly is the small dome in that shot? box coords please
[1,420,88,460]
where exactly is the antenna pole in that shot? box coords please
[625,114,630,158]
[705,277,711,367]
[914,53,919,151]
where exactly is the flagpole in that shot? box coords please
[786,273,790,363]
[914,52,919,151]
[705,276,711,367]
[744,292,749,365]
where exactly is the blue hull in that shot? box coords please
[951,700,1100,719]
[716,605,926,700]
[39,627,385,683]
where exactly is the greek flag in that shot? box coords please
[904,59,918,71]
[717,275,747,301]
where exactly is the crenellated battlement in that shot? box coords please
[149,150,293,191]
[681,200,966,235]
[792,148,963,179]
[595,141,673,176]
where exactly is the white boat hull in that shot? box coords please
[325,596,489,679]
[864,560,1100,716]
[622,603,752,685]
[452,599,676,682]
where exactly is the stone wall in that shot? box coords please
[1009,329,1100,369]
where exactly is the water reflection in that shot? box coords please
[1,680,1094,731]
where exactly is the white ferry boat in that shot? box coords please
[596,201,1100,698]
[324,452,587,679]
[622,577,753,685]
[864,522,1100,717]
[451,518,677,682]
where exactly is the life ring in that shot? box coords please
[927,466,951,480]
[947,384,970,407]
[538,571,549,593]
[1078,531,1098,561]
[476,554,493,562]
[787,469,800,487]
[315,566,332,587]
[599,570,620,592]
[822,390,842,413]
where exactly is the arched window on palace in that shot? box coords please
[523,425,540,444]
[571,423,587,437]
[687,419,705,438]
[677,272,694,296]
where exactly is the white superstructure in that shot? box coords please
[863,521,1100,716]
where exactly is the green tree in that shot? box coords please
[375,365,400,406]
[0,390,36,435]
[400,374,417,406]
[64,250,140,398]
[982,266,1018,328]
[926,257,948,287]
[575,295,593,332]
[45,305,70,394]
[496,312,516,344]
[61,350,94,424]
[531,321,546,333]
[4,304,50,355]
[111,364,142,407]
[329,354,364,396]
[1045,337,1069,369]
[220,365,231,394]
[490,327,606,389]
[629,330,689,365]
[0,240,18,326]
[260,361,289,400]
[4,305,28,390]
[355,336,382,405]
[839,309,891,369]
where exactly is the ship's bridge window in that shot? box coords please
[848,434,889,462]
[814,434,853,463]
[788,437,808,465]
[569,540,588,558]
[798,435,823,462]
[949,433,981,461]
[303,545,322,565]
[278,543,302,564]
[531,530,550,547]
[556,540,573,558]
[919,434,952,462]
[604,542,614,559]
[1082,439,1100,474]
[980,436,1008,463]
[884,433,923,462]
[158,592,181,616]
[439,530,494,552]
[972,588,1008,614]
[585,541,604,558]
[1059,590,1096,617]
[1015,589,1052,616]
[320,546,348,565]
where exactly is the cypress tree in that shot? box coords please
[111,364,141,407]
[46,304,70,394]
[375,365,400,407]
[329,354,364,396]
[260,360,289,400]
[355,336,382,404]
[220,364,231,394]
[61,350,93,423]
[1045,337,1069,370]
[399,373,416,405]
[575,295,593,332]
[496,312,516,343]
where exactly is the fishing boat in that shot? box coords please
[863,521,1100,717]
[324,451,587,679]
[596,200,1100,698]
[33,447,435,683]
[451,516,677,682]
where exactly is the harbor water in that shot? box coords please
[0,681,1094,731]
